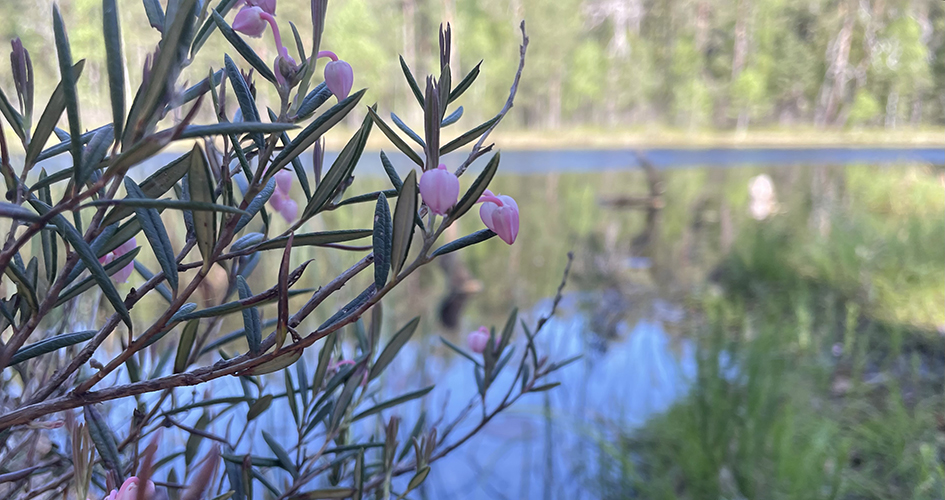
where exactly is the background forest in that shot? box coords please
[1,0,943,137]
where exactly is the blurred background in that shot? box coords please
[2,0,944,499]
[1,0,944,139]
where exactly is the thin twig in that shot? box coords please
[453,21,528,178]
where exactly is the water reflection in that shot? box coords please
[43,152,942,499]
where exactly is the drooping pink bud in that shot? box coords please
[268,170,297,223]
[278,198,298,222]
[418,164,460,216]
[466,326,490,354]
[275,169,293,193]
[232,6,268,38]
[106,476,156,500]
[477,190,519,245]
[98,237,137,283]
[318,51,353,100]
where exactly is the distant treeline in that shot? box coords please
[0,0,942,132]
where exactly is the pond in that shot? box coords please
[38,147,945,499]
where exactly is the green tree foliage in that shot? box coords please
[0,0,942,132]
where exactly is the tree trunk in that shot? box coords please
[814,0,855,127]
[731,0,748,79]
[885,90,899,129]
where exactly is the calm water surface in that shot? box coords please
[61,148,942,499]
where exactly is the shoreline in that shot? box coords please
[3,127,942,156]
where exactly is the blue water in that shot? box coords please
[29,146,945,180]
[382,147,945,174]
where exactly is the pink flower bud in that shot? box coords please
[318,51,353,100]
[477,190,519,245]
[466,326,490,354]
[275,169,293,194]
[278,198,298,223]
[106,476,156,500]
[232,6,268,37]
[268,172,298,222]
[98,237,137,283]
[419,164,460,215]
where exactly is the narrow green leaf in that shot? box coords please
[441,105,463,127]
[224,54,263,150]
[103,0,125,141]
[440,114,499,155]
[407,467,430,492]
[0,202,40,222]
[296,82,331,120]
[174,319,199,373]
[431,229,497,257]
[439,336,482,367]
[78,125,114,187]
[185,412,210,465]
[284,369,299,426]
[90,198,248,215]
[102,151,192,226]
[52,5,83,176]
[236,276,261,354]
[351,385,433,422]
[449,151,500,222]
[84,405,124,481]
[390,112,424,147]
[0,86,24,140]
[268,89,365,174]
[372,193,392,290]
[390,169,417,275]
[142,0,165,31]
[177,121,295,140]
[246,394,273,421]
[299,113,372,219]
[369,317,419,381]
[187,144,217,269]
[123,0,197,145]
[234,177,275,234]
[210,10,277,82]
[125,178,178,292]
[289,489,356,500]
[230,232,264,252]
[267,108,311,201]
[334,189,398,208]
[3,256,36,315]
[34,124,109,164]
[39,177,57,283]
[244,350,301,375]
[275,233,293,349]
[399,55,424,107]
[29,200,131,329]
[312,331,337,396]
[379,151,403,191]
[423,79,440,168]
[23,60,86,169]
[176,287,311,322]
[530,382,562,392]
[366,107,422,167]
[190,0,241,56]
[9,330,95,366]
[448,60,481,103]
[317,285,375,331]
[329,368,361,432]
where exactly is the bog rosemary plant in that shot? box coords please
[0,1,568,498]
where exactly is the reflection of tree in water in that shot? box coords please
[437,251,483,330]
